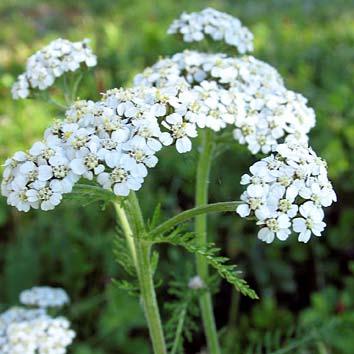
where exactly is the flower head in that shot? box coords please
[237,143,336,243]
[19,287,70,309]
[12,38,96,99]
[0,287,74,354]
[2,85,207,211]
[134,50,315,155]
[168,8,254,53]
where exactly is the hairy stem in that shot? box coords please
[195,129,221,354]
[122,192,167,354]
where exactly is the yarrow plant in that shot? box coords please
[0,287,75,354]
[1,7,336,354]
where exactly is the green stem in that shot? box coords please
[125,192,167,354]
[71,72,84,102]
[135,240,167,354]
[150,201,241,237]
[170,303,188,354]
[195,129,221,354]
[113,200,138,268]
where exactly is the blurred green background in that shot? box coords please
[0,0,353,353]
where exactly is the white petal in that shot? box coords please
[312,222,326,236]
[247,184,264,198]
[276,229,290,241]
[176,137,192,153]
[114,183,129,196]
[293,218,306,233]
[236,204,250,217]
[258,228,274,243]
[38,165,53,181]
[277,214,290,228]
[70,159,86,175]
[298,230,311,243]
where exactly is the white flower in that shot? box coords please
[48,154,79,193]
[133,119,166,152]
[293,201,326,243]
[8,187,36,212]
[26,186,62,211]
[257,214,291,243]
[121,138,158,177]
[162,113,197,153]
[299,182,336,208]
[69,142,105,179]
[97,161,144,196]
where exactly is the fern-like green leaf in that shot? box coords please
[147,228,258,300]
[113,227,137,277]
[112,279,139,297]
[66,183,116,207]
[165,276,202,354]
[147,203,162,230]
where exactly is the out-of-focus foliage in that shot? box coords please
[0,0,353,353]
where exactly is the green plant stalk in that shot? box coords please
[195,129,221,354]
[113,201,138,268]
[119,192,167,354]
[170,303,188,354]
[150,201,241,237]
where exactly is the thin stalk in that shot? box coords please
[63,75,71,105]
[150,201,241,237]
[224,289,240,351]
[126,192,167,354]
[71,72,84,102]
[113,201,137,268]
[170,303,188,354]
[134,240,167,354]
[195,129,221,354]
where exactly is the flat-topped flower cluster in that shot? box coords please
[134,50,316,155]
[19,286,70,309]
[0,287,75,354]
[168,8,254,54]
[12,38,97,99]
[2,85,211,211]
[237,144,336,243]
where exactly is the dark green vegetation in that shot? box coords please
[0,1,353,353]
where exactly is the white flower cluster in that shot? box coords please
[0,288,75,354]
[12,38,97,99]
[2,10,335,245]
[167,8,254,54]
[236,144,336,243]
[134,50,316,154]
[19,287,70,309]
[2,85,221,211]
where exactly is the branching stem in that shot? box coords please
[114,193,167,354]
[150,201,241,236]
